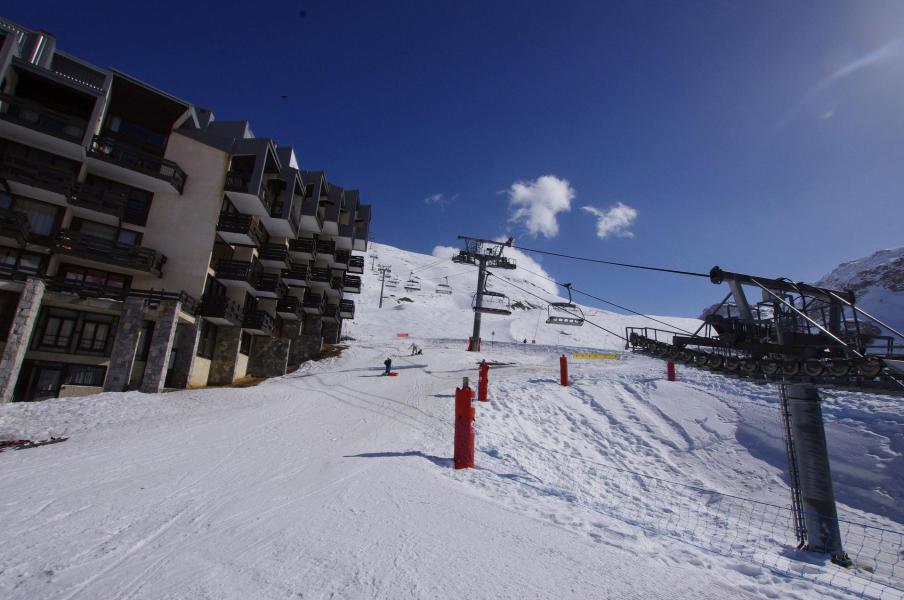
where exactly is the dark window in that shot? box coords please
[0,248,45,275]
[197,320,217,359]
[135,320,155,361]
[10,196,62,239]
[239,331,252,355]
[70,218,142,245]
[64,365,106,387]
[60,265,130,290]
[0,290,19,341]
[78,318,113,354]
[38,314,77,350]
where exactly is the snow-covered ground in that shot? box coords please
[1,243,902,599]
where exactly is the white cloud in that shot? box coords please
[506,175,575,239]
[501,243,560,296]
[582,202,638,239]
[424,193,457,211]
[431,245,458,260]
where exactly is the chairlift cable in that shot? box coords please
[512,244,711,278]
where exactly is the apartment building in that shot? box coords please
[0,17,371,402]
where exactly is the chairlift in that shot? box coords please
[386,277,398,288]
[472,290,512,316]
[435,276,453,295]
[546,283,584,326]
[404,272,422,292]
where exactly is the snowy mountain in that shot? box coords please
[815,247,904,339]
[1,242,902,600]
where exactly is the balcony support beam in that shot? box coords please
[0,278,45,403]
[140,300,181,393]
[208,325,242,386]
[103,296,145,393]
[247,337,290,378]
[291,314,322,365]
[167,321,200,389]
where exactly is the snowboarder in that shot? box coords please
[383,358,392,375]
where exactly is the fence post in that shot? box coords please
[478,360,489,401]
[560,354,568,386]
[454,377,475,469]
[667,361,676,382]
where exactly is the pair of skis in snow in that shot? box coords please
[0,437,68,452]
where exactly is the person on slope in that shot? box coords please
[409,343,422,356]
[383,357,392,376]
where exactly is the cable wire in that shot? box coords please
[512,244,712,278]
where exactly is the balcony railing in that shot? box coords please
[0,93,87,143]
[45,276,130,301]
[310,267,331,283]
[323,303,340,321]
[289,238,316,257]
[348,255,365,274]
[55,229,166,276]
[243,309,276,335]
[254,272,287,298]
[277,295,302,318]
[342,274,362,294]
[316,239,336,255]
[0,207,30,245]
[339,299,356,319]
[259,244,290,266]
[69,182,148,225]
[281,265,309,285]
[0,152,75,195]
[89,135,187,193]
[330,275,344,291]
[303,291,325,313]
[215,259,261,285]
[216,213,267,248]
[334,249,350,266]
[198,293,243,324]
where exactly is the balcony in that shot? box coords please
[259,244,290,269]
[0,208,30,246]
[342,274,362,294]
[87,135,187,194]
[281,264,308,287]
[276,295,302,320]
[316,239,336,256]
[253,272,287,299]
[198,293,243,326]
[243,309,276,336]
[323,302,340,322]
[309,266,331,290]
[299,196,323,232]
[0,152,75,199]
[0,93,87,160]
[302,290,326,314]
[289,237,316,261]
[339,299,356,320]
[44,276,130,301]
[55,229,166,276]
[214,259,260,291]
[224,171,282,221]
[69,182,148,227]
[331,249,351,271]
[216,213,267,248]
[348,255,365,274]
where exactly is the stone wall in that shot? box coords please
[140,300,181,393]
[208,325,241,385]
[0,278,45,403]
[168,321,200,389]
[104,296,146,392]
[248,336,290,378]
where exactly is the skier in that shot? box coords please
[383,357,392,375]
[409,343,422,356]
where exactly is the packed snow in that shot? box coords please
[1,242,902,599]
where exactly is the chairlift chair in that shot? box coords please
[386,277,398,288]
[435,276,453,295]
[546,283,584,326]
[403,272,422,292]
[472,290,512,316]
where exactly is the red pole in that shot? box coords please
[454,384,475,469]
[478,360,489,402]
[560,355,568,386]
[667,361,676,382]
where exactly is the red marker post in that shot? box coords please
[667,361,676,382]
[454,379,476,469]
[560,355,568,386]
[478,360,489,402]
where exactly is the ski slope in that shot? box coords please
[1,243,902,600]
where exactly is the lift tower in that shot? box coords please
[452,236,517,351]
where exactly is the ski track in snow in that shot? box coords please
[0,242,902,599]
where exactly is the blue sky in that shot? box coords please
[8,1,904,317]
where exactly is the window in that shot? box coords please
[71,218,142,246]
[78,318,113,354]
[64,365,106,387]
[197,320,217,359]
[10,197,62,239]
[135,320,155,361]
[38,313,77,350]
[239,331,252,355]
[60,265,130,290]
[0,248,45,275]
